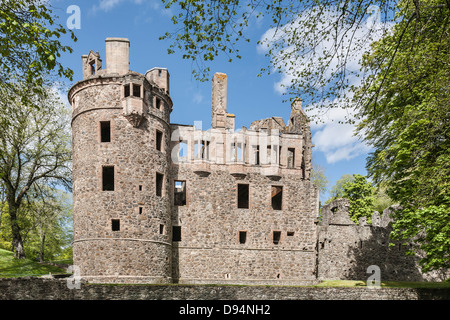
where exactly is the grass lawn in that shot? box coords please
[0,248,68,278]
[315,279,450,288]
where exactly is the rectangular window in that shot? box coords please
[124,84,130,97]
[239,231,247,244]
[237,184,249,209]
[156,130,163,151]
[195,140,209,160]
[254,145,260,165]
[156,97,162,109]
[172,226,181,242]
[287,231,295,237]
[271,186,283,210]
[156,172,164,197]
[160,224,165,235]
[100,121,111,143]
[287,148,295,168]
[178,140,188,161]
[174,180,186,206]
[139,207,143,214]
[102,166,115,191]
[111,219,120,231]
[273,231,281,245]
[133,83,141,97]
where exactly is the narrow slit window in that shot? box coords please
[174,180,186,206]
[254,145,260,165]
[102,166,115,191]
[156,172,164,197]
[156,130,163,151]
[160,224,165,235]
[124,84,130,97]
[239,231,247,244]
[237,184,249,209]
[100,121,111,143]
[172,226,181,242]
[273,231,281,245]
[138,185,143,191]
[271,186,282,210]
[111,219,120,231]
[139,207,143,214]
[287,148,295,168]
[132,84,141,97]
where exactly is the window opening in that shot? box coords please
[111,219,120,231]
[273,231,281,245]
[124,84,130,97]
[287,148,295,168]
[156,130,163,151]
[239,231,247,244]
[156,172,164,197]
[174,180,186,206]
[102,166,115,191]
[271,186,283,210]
[172,226,181,242]
[237,184,249,209]
[100,121,111,143]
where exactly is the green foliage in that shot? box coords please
[0,84,72,259]
[0,248,66,278]
[354,0,450,271]
[0,0,76,91]
[310,163,329,194]
[341,174,375,224]
[327,174,354,203]
[160,0,401,110]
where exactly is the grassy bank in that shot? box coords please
[0,248,68,278]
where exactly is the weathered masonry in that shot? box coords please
[69,38,319,285]
[70,38,445,285]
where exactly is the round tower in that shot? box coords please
[69,38,173,283]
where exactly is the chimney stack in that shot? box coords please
[105,38,130,75]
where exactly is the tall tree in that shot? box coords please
[341,174,375,224]
[0,85,72,259]
[354,0,449,272]
[0,0,76,95]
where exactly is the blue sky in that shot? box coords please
[53,0,372,202]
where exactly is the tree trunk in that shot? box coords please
[39,232,45,263]
[8,202,26,259]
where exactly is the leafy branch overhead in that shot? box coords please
[0,0,77,94]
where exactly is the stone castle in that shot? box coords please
[68,38,444,285]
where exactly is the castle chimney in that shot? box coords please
[105,38,130,75]
[211,72,227,129]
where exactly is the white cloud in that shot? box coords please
[257,5,390,164]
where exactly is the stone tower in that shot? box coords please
[69,38,174,283]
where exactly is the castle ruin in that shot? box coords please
[69,38,445,285]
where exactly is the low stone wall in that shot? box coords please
[0,278,448,300]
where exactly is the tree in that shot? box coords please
[327,174,355,202]
[341,174,375,224]
[21,188,73,262]
[159,1,443,114]
[0,0,76,96]
[310,163,329,195]
[0,85,72,259]
[354,0,449,272]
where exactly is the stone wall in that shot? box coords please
[316,199,448,282]
[0,278,448,300]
